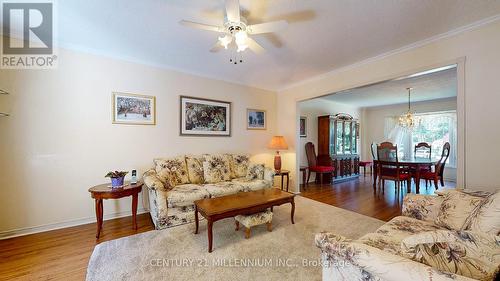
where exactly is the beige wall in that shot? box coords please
[0,47,277,235]
[277,20,500,192]
[362,97,457,181]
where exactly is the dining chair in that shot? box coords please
[370,143,378,160]
[358,143,376,177]
[414,142,432,159]
[305,142,335,185]
[413,142,432,186]
[420,142,451,189]
[376,142,411,194]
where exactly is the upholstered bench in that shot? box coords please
[235,210,273,239]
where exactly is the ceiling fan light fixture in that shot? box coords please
[234,30,248,52]
[218,34,232,49]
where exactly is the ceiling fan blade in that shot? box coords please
[225,0,240,22]
[210,42,224,53]
[179,20,222,32]
[247,20,288,34]
[246,37,265,54]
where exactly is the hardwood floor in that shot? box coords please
[0,176,455,280]
[300,174,456,221]
[0,213,154,281]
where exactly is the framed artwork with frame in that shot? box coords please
[112,92,156,125]
[180,96,231,136]
[300,116,307,137]
[246,108,266,130]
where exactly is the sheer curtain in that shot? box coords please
[383,117,411,158]
[382,111,457,165]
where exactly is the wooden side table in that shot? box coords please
[300,166,308,190]
[274,170,290,192]
[88,182,143,238]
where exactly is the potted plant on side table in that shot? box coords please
[105,171,128,188]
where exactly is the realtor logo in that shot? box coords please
[1,1,57,69]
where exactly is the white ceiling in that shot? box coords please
[55,0,500,91]
[320,67,457,108]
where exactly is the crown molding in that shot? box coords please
[278,14,500,93]
[53,42,275,92]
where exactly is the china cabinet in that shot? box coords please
[317,113,360,183]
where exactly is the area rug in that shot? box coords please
[86,196,384,281]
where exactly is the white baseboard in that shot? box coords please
[0,208,149,240]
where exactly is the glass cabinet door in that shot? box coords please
[344,122,351,154]
[329,119,335,155]
[335,121,343,154]
[352,122,358,154]
[331,117,360,156]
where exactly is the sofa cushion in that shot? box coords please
[203,181,246,198]
[228,154,250,178]
[185,155,205,184]
[202,154,231,183]
[154,156,190,187]
[401,230,500,280]
[465,191,500,235]
[166,184,209,208]
[435,190,483,230]
[231,178,270,192]
[359,216,442,256]
[246,163,265,180]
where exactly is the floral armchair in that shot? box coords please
[315,191,500,281]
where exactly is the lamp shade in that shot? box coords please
[268,136,288,150]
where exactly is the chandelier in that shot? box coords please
[399,87,415,128]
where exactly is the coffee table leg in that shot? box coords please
[290,198,295,224]
[132,194,138,230]
[194,205,199,234]
[95,198,103,238]
[208,219,213,253]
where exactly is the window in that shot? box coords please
[384,111,457,167]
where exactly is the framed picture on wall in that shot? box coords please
[180,96,231,136]
[246,109,266,130]
[300,116,307,137]
[112,92,156,125]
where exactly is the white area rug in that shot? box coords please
[86,196,384,281]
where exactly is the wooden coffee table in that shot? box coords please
[194,188,295,252]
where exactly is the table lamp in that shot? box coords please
[268,136,288,171]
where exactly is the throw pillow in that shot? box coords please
[246,163,265,180]
[154,156,189,187]
[185,155,205,184]
[464,191,500,235]
[202,154,231,183]
[435,190,483,230]
[228,153,250,178]
[401,230,500,281]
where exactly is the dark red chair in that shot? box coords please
[413,142,432,187]
[377,142,411,194]
[359,161,372,177]
[305,142,334,185]
[420,142,450,189]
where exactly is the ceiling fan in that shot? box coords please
[179,0,288,57]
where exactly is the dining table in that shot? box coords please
[372,157,438,194]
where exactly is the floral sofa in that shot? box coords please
[315,190,500,281]
[143,154,275,230]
